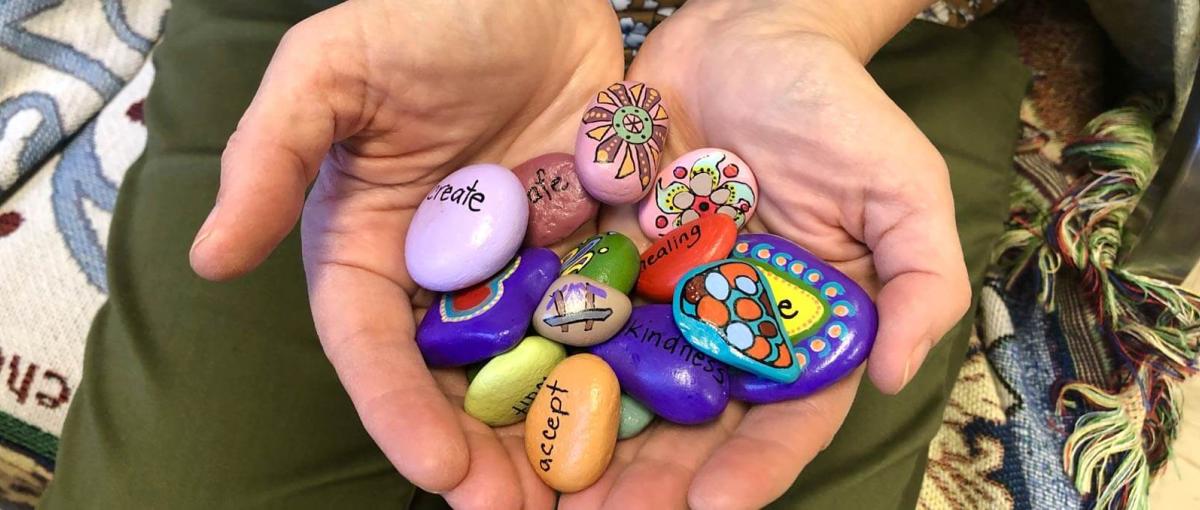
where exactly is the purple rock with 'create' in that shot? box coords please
[727,233,877,403]
[589,304,729,424]
[417,248,560,367]
[405,163,528,292]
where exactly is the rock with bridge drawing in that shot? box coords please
[533,274,631,347]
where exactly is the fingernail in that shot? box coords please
[191,204,220,253]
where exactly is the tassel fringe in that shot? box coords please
[994,96,1200,509]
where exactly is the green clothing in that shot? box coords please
[40,0,1029,507]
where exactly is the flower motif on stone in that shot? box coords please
[654,152,755,229]
[580,82,669,190]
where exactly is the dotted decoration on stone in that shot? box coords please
[677,261,794,370]
[732,240,857,369]
[654,152,755,229]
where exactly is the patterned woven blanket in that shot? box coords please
[0,1,168,504]
[0,1,1196,508]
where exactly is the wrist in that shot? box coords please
[681,0,935,63]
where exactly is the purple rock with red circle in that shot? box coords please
[416,247,560,367]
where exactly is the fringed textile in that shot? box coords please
[994,97,1200,509]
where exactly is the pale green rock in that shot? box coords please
[618,394,654,439]
[465,336,567,427]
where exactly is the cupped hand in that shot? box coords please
[563,1,970,508]
[188,1,622,507]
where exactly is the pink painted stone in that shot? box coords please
[514,153,599,247]
[574,81,670,205]
[637,148,758,239]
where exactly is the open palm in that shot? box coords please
[565,3,971,509]
[188,1,622,508]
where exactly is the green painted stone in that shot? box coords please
[618,394,654,439]
[559,231,640,294]
[464,336,567,427]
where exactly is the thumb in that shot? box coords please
[864,173,971,395]
[190,6,364,281]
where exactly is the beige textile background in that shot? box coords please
[1150,267,1200,508]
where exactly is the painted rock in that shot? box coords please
[416,248,560,367]
[533,275,631,347]
[464,336,567,427]
[514,153,599,247]
[638,148,758,238]
[589,304,730,424]
[728,234,877,403]
[635,214,737,302]
[559,231,640,294]
[525,354,620,493]
[406,163,528,292]
[673,260,800,383]
[575,81,670,205]
[618,395,654,440]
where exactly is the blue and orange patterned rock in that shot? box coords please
[673,260,800,383]
[727,234,877,402]
[416,247,561,367]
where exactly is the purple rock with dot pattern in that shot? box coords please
[727,233,877,403]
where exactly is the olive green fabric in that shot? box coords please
[772,18,1030,509]
[40,1,1029,508]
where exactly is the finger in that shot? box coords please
[190,6,366,280]
[862,181,970,394]
[688,369,862,510]
[442,415,527,510]
[419,371,536,510]
[497,425,559,510]
[308,261,469,493]
[599,405,745,510]
[557,429,651,509]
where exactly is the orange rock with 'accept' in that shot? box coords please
[524,354,621,493]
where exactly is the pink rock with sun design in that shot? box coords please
[575,81,670,205]
[637,148,759,239]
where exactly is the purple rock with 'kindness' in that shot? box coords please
[589,304,729,424]
[417,247,560,367]
[728,233,877,403]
